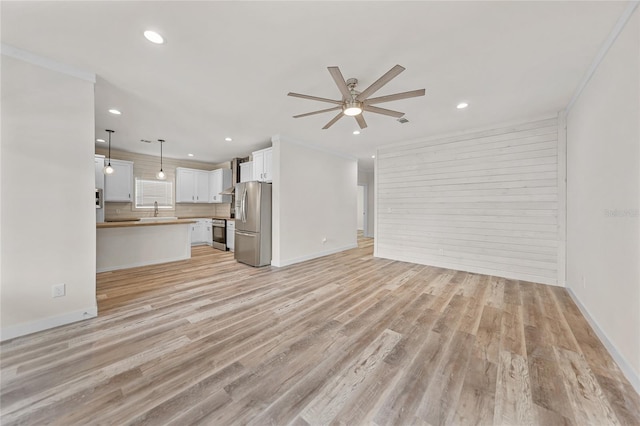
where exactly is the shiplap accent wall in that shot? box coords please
[96,147,232,220]
[375,117,564,286]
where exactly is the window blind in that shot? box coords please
[135,178,173,208]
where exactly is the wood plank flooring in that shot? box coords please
[2,236,639,425]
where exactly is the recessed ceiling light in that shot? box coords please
[353,130,360,135]
[108,109,121,115]
[144,30,164,44]
[187,153,194,157]
[225,137,232,142]
[96,138,105,143]
[456,102,469,109]
[371,155,376,159]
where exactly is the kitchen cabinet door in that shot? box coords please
[191,222,208,245]
[252,147,272,183]
[240,162,253,182]
[195,170,209,203]
[177,168,211,203]
[176,168,196,202]
[253,151,265,182]
[205,222,213,246]
[263,149,273,182]
[226,220,235,251]
[209,168,231,203]
[190,223,200,245]
[104,159,134,202]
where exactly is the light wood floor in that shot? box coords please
[1,236,639,425]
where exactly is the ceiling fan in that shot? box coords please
[288,64,425,130]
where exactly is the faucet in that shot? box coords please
[154,201,159,217]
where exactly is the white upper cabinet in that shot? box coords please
[195,170,209,203]
[240,161,253,183]
[176,167,210,203]
[252,147,273,182]
[209,168,231,203]
[104,159,134,202]
[176,168,195,203]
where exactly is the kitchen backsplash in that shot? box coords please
[104,202,231,220]
[97,147,233,220]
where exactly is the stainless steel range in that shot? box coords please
[211,219,227,251]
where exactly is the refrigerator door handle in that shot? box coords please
[236,230,256,237]
[241,187,248,223]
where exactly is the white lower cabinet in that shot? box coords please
[226,220,235,251]
[190,219,212,245]
[205,221,213,246]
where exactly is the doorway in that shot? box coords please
[357,184,368,236]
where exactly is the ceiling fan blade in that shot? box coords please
[327,66,353,100]
[355,114,367,129]
[356,64,405,101]
[364,89,426,105]
[322,112,344,129]
[288,92,343,105]
[293,106,342,118]
[365,105,405,118]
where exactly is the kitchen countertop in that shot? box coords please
[97,219,197,229]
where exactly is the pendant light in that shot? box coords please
[156,139,166,180]
[103,129,115,175]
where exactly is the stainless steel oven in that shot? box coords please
[212,219,227,251]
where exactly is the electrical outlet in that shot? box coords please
[52,284,66,298]
[322,237,327,244]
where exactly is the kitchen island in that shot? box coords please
[97,219,196,272]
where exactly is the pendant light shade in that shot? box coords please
[156,139,166,180]
[103,129,115,175]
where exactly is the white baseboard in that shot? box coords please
[0,306,98,342]
[566,287,640,394]
[272,243,358,268]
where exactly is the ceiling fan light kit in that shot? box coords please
[288,64,425,130]
[343,100,363,116]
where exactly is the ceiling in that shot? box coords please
[1,1,628,170]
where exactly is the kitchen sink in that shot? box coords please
[139,216,178,222]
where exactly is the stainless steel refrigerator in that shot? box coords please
[234,181,272,267]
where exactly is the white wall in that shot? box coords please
[566,8,639,388]
[357,186,364,230]
[375,117,563,285]
[1,53,97,340]
[358,169,375,238]
[272,135,358,267]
